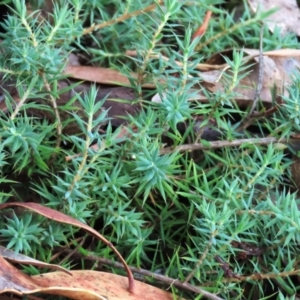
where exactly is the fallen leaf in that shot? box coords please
[31,271,178,300]
[153,48,300,106]
[199,48,300,104]
[0,255,41,292]
[0,245,71,275]
[0,202,134,293]
[65,65,156,89]
[247,0,300,36]
[1,270,181,300]
[0,258,106,299]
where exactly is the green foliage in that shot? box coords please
[131,139,180,201]
[0,212,43,253]
[0,0,300,299]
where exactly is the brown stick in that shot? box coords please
[83,1,164,35]
[160,137,297,154]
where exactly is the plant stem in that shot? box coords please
[160,137,296,154]
[83,1,164,35]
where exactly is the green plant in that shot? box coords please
[0,0,300,299]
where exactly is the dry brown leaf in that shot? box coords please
[1,270,180,300]
[246,48,300,57]
[65,65,156,89]
[0,257,105,300]
[32,271,178,300]
[198,64,276,105]
[152,60,274,105]
[0,203,190,299]
[0,241,181,300]
[199,48,300,104]
[152,48,300,104]
[202,48,300,69]
[0,202,134,293]
[0,255,41,292]
[0,246,71,275]
[247,0,300,36]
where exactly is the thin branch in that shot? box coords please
[238,209,299,229]
[59,248,224,300]
[125,50,230,71]
[64,94,95,198]
[253,107,277,118]
[196,15,265,53]
[184,235,214,284]
[10,95,25,120]
[160,137,297,155]
[83,1,164,35]
[42,75,62,149]
[59,237,86,266]
[10,78,38,120]
[220,269,300,283]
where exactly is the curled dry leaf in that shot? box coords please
[32,271,179,300]
[0,206,183,299]
[0,255,106,300]
[0,255,41,292]
[0,202,135,293]
[0,245,71,275]
[1,269,180,300]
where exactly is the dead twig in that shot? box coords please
[42,74,62,149]
[83,1,164,35]
[251,105,279,119]
[215,256,241,279]
[183,235,213,284]
[218,269,300,283]
[125,50,232,71]
[160,137,297,154]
